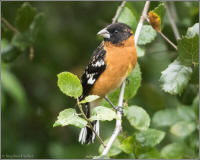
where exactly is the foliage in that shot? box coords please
[1,1,199,159]
[124,106,150,131]
[53,108,87,128]
[57,72,82,98]
[160,59,192,95]
[178,23,199,66]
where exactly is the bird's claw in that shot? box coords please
[115,106,123,114]
[126,78,130,84]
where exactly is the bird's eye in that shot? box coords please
[114,30,118,34]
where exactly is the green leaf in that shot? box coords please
[190,64,199,84]
[99,137,122,157]
[137,148,162,159]
[160,59,192,95]
[161,143,192,159]
[80,95,99,104]
[1,39,8,52]
[124,63,142,100]
[186,23,199,38]
[53,108,87,128]
[1,40,21,62]
[90,106,117,121]
[117,6,138,31]
[1,69,27,108]
[124,106,150,131]
[119,136,135,154]
[170,121,196,138]
[12,13,44,52]
[178,35,199,66]
[136,45,145,57]
[57,72,82,98]
[148,3,165,32]
[138,25,157,45]
[15,2,37,32]
[192,95,199,118]
[11,32,33,51]
[152,109,182,127]
[135,129,165,147]
[93,155,109,159]
[29,13,44,41]
[177,105,196,121]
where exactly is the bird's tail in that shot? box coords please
[78,103,100,144]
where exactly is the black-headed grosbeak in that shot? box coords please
[78,23,137,144]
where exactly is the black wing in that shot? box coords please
[79,43,106,101]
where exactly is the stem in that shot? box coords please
[29,46,34,60]
[159,31,178,50]
[77,100,106,147]
[166,2,181,40]
[2,17,35,60]
[134,1,150,44]
[112,1,126,24]
[101,1,151,156]
[1,17,19,34]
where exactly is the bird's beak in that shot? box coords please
[97,28,110,39]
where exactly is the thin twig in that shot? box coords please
[112,1,126,24]
[1,17,19,34]
[104,96,116,110]
[166,2,181,40]
[158,31,178,50]
[29,46,34,60]
[134,1,151,44]
[77,100,106,147]
[2,17,35,60]
[101,1,151,156]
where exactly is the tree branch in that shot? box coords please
[158,31,177,50]
[102,82,125,156]
[101,1,151,156]
[134,1,151,44]
[166,2,181,40]
[77,100,106,147]
[1,17,19,34]
[2,17,35,60]
[112,1,126,24]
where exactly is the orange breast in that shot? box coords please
[90,35,137,97]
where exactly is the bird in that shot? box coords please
[78,22,137,144]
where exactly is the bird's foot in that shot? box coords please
[114,106,123,114]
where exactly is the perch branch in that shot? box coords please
[101,1,151,156]
[134,1,150,44]
[112,1,126,24]
[77,100,106,147]
[102,82,126,156]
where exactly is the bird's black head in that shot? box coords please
[97,23,133,44]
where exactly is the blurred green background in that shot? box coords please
[1,1,199,159]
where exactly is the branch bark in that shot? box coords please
[166,2,181,40]
[134,1,150,44]
[158,31,178,50]
[112,1,126,24]
[2,17,35,60]
[1,17,19,34]
[101,1,151,156]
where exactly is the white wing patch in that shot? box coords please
[87,77,96,85]
[92,59,105,67]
